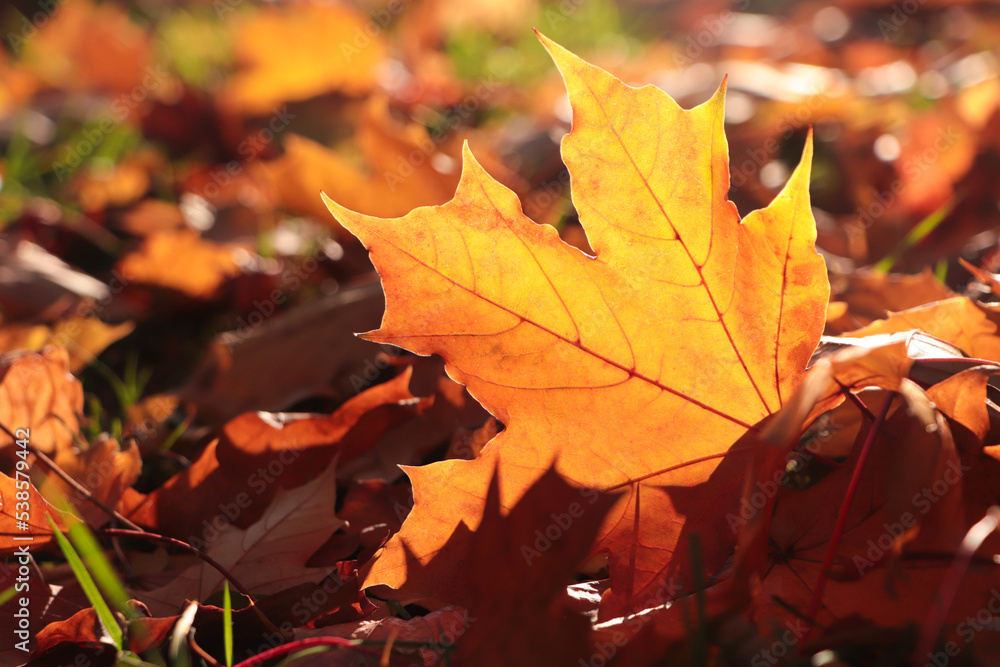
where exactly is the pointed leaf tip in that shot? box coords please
[456,141,493,189]
[321,190,346,222]
[535,30,583,73]
[789,128,815,185]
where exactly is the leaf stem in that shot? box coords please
[97,528,281,636]
[837,382,877,423]
[230,637,396,667]
[188,630,222,667]
[29,444,144,531]
[805,391,895,630]
[915,506,1000,659]
[0,418,143,531]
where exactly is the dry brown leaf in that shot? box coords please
[177,283,385,424]
[0,471,68,554]
[0,347,82,463]
[124,371,424,540]
[36,437,141,528]
[131,458,346,617]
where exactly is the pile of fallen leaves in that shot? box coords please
[5,1,1000,666]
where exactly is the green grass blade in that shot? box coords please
[159,415,191,452]
[0,585,17,607]
[67,522,135,619]
[223,580,233,667]
[873,198,954,274]
[48,517,123,650]
[934,258,948,284]
[387,599,412,620]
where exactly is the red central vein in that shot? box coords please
[579,77,773,415]
[603,447,752,491]
[774,208,796,406]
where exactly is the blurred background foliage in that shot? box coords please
[4,0,1000,434]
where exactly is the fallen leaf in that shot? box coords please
[882,380,965,555]
[353,466,616,665]
[122,393,182,447]
[0,561,91,657]
[72,152,163,212]
[20,0,153,95]
[177,282,386,424]
[0,241,111,321]
[925,366,999,443]
[0,347,82,463]
[0,471,68,553]
[325,35,830,617]
[132,457,346,616]
[892,110,976,217]
[0,51,38,119]
[447,466,618,665]
[124,371,424,542]
[758,443,990,635]
[260,100,460,223]
[845,297,1000,362]
[339,355,490,483]
[339,479,412,536]
[36,437,141,528]
[115,229,243,300]
[308,478,411,565]
[31,607,111,652]
[26,606,117,667]
[0,317,134,373]
[116,199,187,237]
[124,569,373,656]
[827,269,955,334]
[734,354,987,636]
[221,1,384,114]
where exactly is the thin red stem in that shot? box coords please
[794,447,843,469]
[97,528,281,636]
[230,637,395,667]
[0,418,143,531]
[915,506,1000,659]
[805,391,894,629]
[838,383,877,422]
[188,630,222,667]
[30,445,144,531]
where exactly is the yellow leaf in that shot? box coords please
[221,1,384,114]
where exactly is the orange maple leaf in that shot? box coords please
[115,230,243,300]
[0,472,68,553]
[323,35,830,616]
